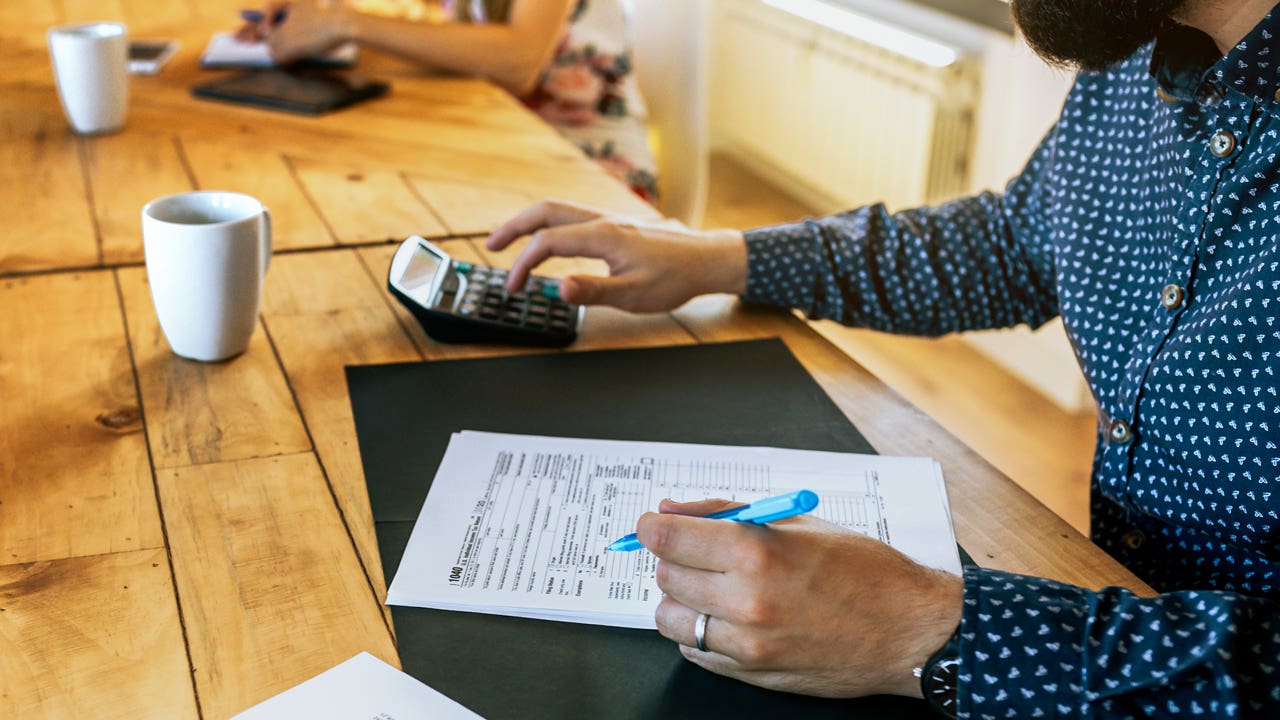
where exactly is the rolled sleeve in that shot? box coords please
[959,567,1280,718]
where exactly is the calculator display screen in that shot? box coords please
[399,244,444,306]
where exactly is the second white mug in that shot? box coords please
[142,191,273,362]
[47,22,130,135]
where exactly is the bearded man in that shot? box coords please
[486,1,1280,717]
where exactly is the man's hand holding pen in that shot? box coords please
[639,497,965,699]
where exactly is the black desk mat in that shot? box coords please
[347,339,939,719]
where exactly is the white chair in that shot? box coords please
[628,0,711,228]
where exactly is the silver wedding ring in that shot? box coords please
[694,612,711,653]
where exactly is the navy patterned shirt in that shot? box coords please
[741,12,1280,720]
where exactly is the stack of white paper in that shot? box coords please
[231,652,483,719]
[386,431,960,629]
[200,31,358,68]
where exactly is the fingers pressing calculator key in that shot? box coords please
[387,236,583,347]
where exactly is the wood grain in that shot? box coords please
[0,548,198,720]
[261,249,424,598]
[291,158,448,243]
[84,131,193,265]
[0,87,99,274]
[180,137,335,251]
[404,175,538,237]
[0,271,161,565]
[157,453,398,719]
[116,265,312,469]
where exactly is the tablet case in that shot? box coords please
[192,67,388,115]
[347,339,941,719]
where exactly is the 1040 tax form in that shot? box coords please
[386,431,961,628]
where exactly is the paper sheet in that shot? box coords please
[200,31,358,68]
[230,652,484,719]
[386,432,961,629]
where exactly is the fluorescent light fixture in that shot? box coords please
[761,0,961,68]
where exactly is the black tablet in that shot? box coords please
[192,68,390,115]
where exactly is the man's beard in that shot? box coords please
[1011,0,1188,71]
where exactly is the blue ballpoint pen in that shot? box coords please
[606,489,820,552]
[240,8,289,25]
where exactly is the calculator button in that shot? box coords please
[480,310,499,320]
[540,284,561,300]
[454,262,473,275]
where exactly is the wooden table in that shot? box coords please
[0,4,1151,718]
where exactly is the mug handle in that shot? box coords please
[260,206,273,276]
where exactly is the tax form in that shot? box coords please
[386,431,961,629]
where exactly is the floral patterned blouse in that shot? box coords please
[521,0,658,202]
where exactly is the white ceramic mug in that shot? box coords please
[47,22,129,135]
[142,192,273,362]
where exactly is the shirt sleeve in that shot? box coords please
[958,566,1280,718]
[740,127,1064,335]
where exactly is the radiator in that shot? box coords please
[712,0,981,212]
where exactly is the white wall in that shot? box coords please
[708,0,1092,413]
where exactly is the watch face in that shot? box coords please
[926,656,960,719]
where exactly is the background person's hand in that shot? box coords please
[486,200,748,313]
[638,498,964,699]
[235,3,294,43]
[263,1,351,64]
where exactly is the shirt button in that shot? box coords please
[1161,283,1185,310]
[1210,130,1237,157]
[1109,419,1133,445]
[1122,530,1145,550]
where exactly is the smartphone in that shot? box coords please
[128,40,179,74]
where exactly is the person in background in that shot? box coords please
[484,0,1280,717]
[243,0,658,201]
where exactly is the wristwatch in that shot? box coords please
[915,626,961,719]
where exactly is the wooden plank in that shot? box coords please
[116,0,193,31]
[57,0,128,25]
[290,158,448,244]
[404,175,538,237]
[181,137,335,251]
[0,25,61,85]
[671,296,1154,595]
[157,453,398,718]
[261,249,423,598]
[84,131,193,265]
[0,0,58,27]
[0,271,161,565]
[0,88,99,275]
[0,548,198,720]
[116,265,312,469]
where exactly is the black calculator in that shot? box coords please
[387,235,584,347]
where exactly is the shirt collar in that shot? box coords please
[1149,7,1280,104]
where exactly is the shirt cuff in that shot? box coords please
[958,566,1091,719]
[741,222,825,312]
